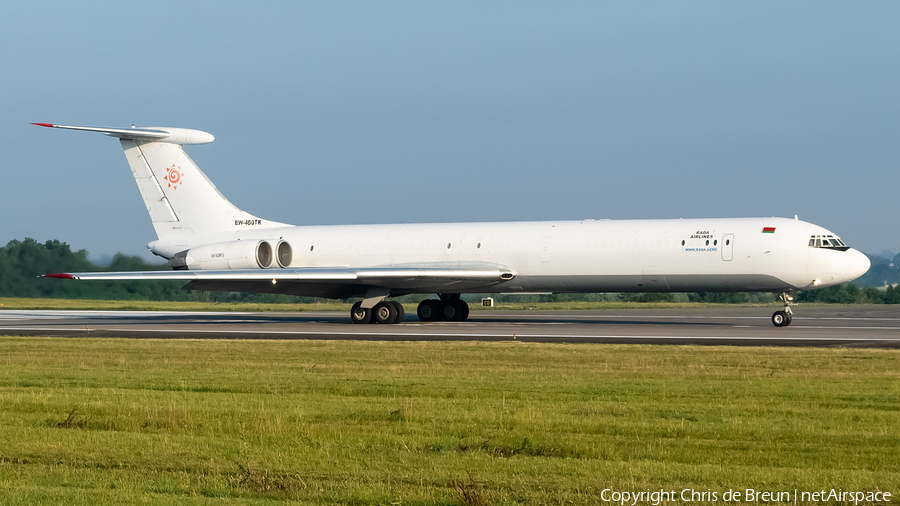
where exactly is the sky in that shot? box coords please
[2,1,898,262]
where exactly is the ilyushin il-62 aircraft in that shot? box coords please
[35,123,870,327]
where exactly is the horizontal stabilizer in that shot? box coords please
[32,123,215,145]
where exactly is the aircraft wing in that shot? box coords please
[43,263,516,297]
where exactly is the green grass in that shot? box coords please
[0,296,778,312]
[0,337,897,504]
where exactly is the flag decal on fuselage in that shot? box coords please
[762,227,776,233]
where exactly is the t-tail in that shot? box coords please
[33,123,288,255]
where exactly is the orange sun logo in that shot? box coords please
[165,164,183,189]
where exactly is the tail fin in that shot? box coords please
[34,123,288,242]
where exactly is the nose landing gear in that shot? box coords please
[771,292,794,327]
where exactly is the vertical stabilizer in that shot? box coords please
[120,139,285,240]
[34,123,289,243]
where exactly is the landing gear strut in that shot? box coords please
[771,292,794,327]
[417,294,470,322]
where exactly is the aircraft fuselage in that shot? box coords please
[153,216,870,299]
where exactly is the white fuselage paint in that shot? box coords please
[153,216,870,294]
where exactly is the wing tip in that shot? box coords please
[43,273,75,279]
[32,122,55,128]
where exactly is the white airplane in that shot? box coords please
[34,123,870,327]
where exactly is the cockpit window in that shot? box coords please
[809,235,849,251]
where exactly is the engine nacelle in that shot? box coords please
[275,240,292,267]
[169,240,275,270]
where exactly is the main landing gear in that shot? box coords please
[416,294,470,322]
[349,294,469,324]
[350,300,405,324]
[771,292,794,327]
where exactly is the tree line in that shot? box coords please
[0,238,308,303]
[1,238,898,304]
[0,238,186,300]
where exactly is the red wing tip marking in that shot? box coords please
[31,123,55,128]
[44,273,75,279]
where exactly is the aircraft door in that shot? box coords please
[721,234,734,261]
[540,236,551,263]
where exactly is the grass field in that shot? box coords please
[0,337,897,505]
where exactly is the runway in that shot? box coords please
[1,306,899,347]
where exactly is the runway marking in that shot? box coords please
[4,323,897,331]
[87,328,900,339]
[0,314,68,320]
[1,326,898,342]
[797,326,900,330]
[486,314,900,322]
[0,310,263,316]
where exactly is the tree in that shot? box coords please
[0,239,187,300]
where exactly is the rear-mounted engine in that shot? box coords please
[276,240,292,267]
[168,240,290,270]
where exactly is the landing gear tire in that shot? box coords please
[417,298,469,322]
[442,301,459,321]
[772,310,792,327]
[350,301,371,324]
[390,301,405,323]
[458,300,469,321]
[772,291,795,327]
[417,300,442,322]
[442,300,469,321]
[373,301,398,324]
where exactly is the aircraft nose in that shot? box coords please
[842,249,871,282]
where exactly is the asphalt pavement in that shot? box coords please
[1,305,899,347]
